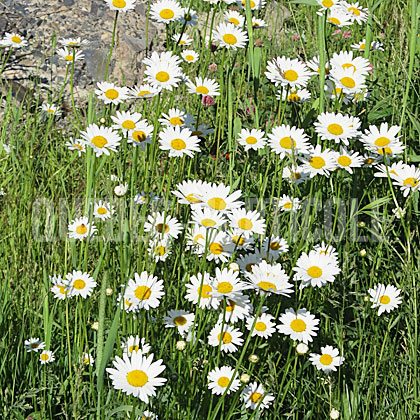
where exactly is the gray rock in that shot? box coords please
[63,0,75,5]
[84,48,111,82]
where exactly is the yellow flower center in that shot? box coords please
[238,217,253,230]
[169,116,183,125]
[156,71,170,82]
[328,123,344,135]
[65,55,74,61]
[73,279,86,290]
[374,137,390,147]
[377,147,392,155]
[360,43,366,50]
[226,300,236,312]
[279,136,296,149]
[156,223,170,233]
[105,89,119,100]
[250,392,262,403]
[320,354,333,365]
[245,136,257,144]
[133,131,146,142]
[208,197,226,210]
[270,241,280,250]
[246,263,255,272]
[126,370,148,387]
[41,353,50,361]
[232,235,244,246]
[194,233,204,243]
[196,86,209,94]
[171,138,186,150]
[91,135,108,148]
[307,265,323,278]
[348,6,360,15]
[160,9,175,19]
[112,0,127,8]
[290,318,306,332]
[134,286,152,300]
[288,93,300,102]
[255,321,267,331]
[186,193,201,203]
[76,224,87,235]
[379,295,390,304]
[223,34,237,45]
[217,282,233,294]
[185,55,195,61]
[11,35,22,44]
[58,285,67,295]
[217,332,232,344]
[257,281,277,291]
[229,17,240,25]
[198,284,212,298]
[128,345,139,353]
[322,0,333,7]
[328,17,341,25]
[97,207,107,215]
[217,376,230,387]
[340,77,356,88]
[310,156,326,169]
[337,156,351,166]
[403,177,419,187]
[138,90,151,96]
[209,242,223,255]
[284,69,298,82]
[155,246,166,256]
[174,316,187,326]
[31,343,39,348]
[342,63,356,72]
[122,120,136,130]
[283,201,292,209]
[201,218,216,227]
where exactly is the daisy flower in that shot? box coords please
[199,183,243,213]
[390,164,420,197]
[282,165,311,185]
[24,338,46,353]
[181,50,199,63]
[237,128,266,151]
[127,121,154,149]
[267,124,310,158]
[277,308,319,344]
[208,366,240,395]
[138,411,158,420]
[164,310,195,335]
[306,55,330,76]
[351,39,384,52]
[80,124,121,157]
[159,108,195,127]
[95,82,129,105]
[105,0,136,11]
[229,231,255,252]
[172,179,210,205]
[228,208,266,238]
[277,88,311,103]
[130,84,161,99]
[239,0,266,11]
[172,33,193,46]
[148,237,172,262]
[184,272,219,309]
[325,6,353,27]
[66,138,86,155]
[41,103,61,118]
[106,352,167,403]
[144,211,183,240]
[191,207,226,229]
[309,345,345,373]
[57,47,84,63]
[213,23,249,50]
[68,216,97,240]
[66,270,97,298]
[40,350,55,364]
[150,0,184,24]
[93,200,114,220]
[252,17,267,28]
[313,242,338,262]
[265,56,311,88]
[330,51,370,75]
[330,67,367,93]
[293,250,341,289]
[225,10,245,26]
[314,112,361,145]
[341,1,368,24]
[217,293,252,324]
[111,111,143,133]
[299,145,338,178]
[359,122,401,151]
[260,236,289,260]
[333,148,364,174]
[185,225,208,250]
[159,125,200,158]
[2,32,28,48]
[368,284,403,315]
[121,336,151,356]
[316,0,342,10]
[199,231,236,263]
[125,272,165,310]
[237,251,263,274]
[246,260,293,296]
[208,323,244,353]
[213,267,248,300]
[59,37,89,48]
[50,274,71,300]
[144,52,183,91]
[246,313,276,338]
[179,8,199,26]
[277,195,301,212]
[242,382,275,410]
[186,77,220,96]
[191,124,214,138]
[81,353,95,366]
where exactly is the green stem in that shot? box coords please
[104,11,119,81]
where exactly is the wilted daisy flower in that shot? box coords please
[2,32,28,48]
[208,366,240,395]
[213,267,248,300]
[242,382,275,410]
[351,39,384,52]
[106,352,166,403]
[252,17,267,27]
[261,236,289,259]
[144,52,183,91]
[310,345,345,373]
[208,323,244,353]
[214,23,248,50]
[121,336,151,356]
[164,310,195,335]
[80,124,121,157]
[40,350,55,364]
[114,183,128,197]
[57,47,84,63]
[159,108,195,127]
[185,272,219,309]
[50,274,71,300]
[239,0,266,11]
[277,87,311,103]
[390,164,420,196]
[265,56,311,88]
[172,179,210,205]
[341,1,368,24]
[105,0,136,11]
[127,121,154,148]
[282,165,311,185]
[41,103,61,118]
[293,250,341,289]
[333,148,364,174]
[130,83,160,99]
[81,353,95,366]
[66,271,97,298]
[199,183,243,213]
[93,200,114,220]
[267,124,310,158]
[186,77,220,96]
[277,308,319,344]
[95,82,129,105]
[111,111,143,133]
[150,0,184,23]
[330,67,367,93]
[217,293,252,323]
[278,195,301,212]
[314,112,360,145]
[68,216,97,240]
[191,207,226,229]
[228,209,266,238]
[144,211,183,240]
[59,37,89,48]
[25,338,46,353]
[237,128,266,151]
[325,6,353,27]
[246,313,276,338]
[181,49,199,63]
[172,33,193,46]
[246,260,293,296]
[368,283,402,315]
[125,272,165,310]
[225,10,245,26]
[300,145,338,178]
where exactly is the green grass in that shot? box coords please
[0,0,419,419]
